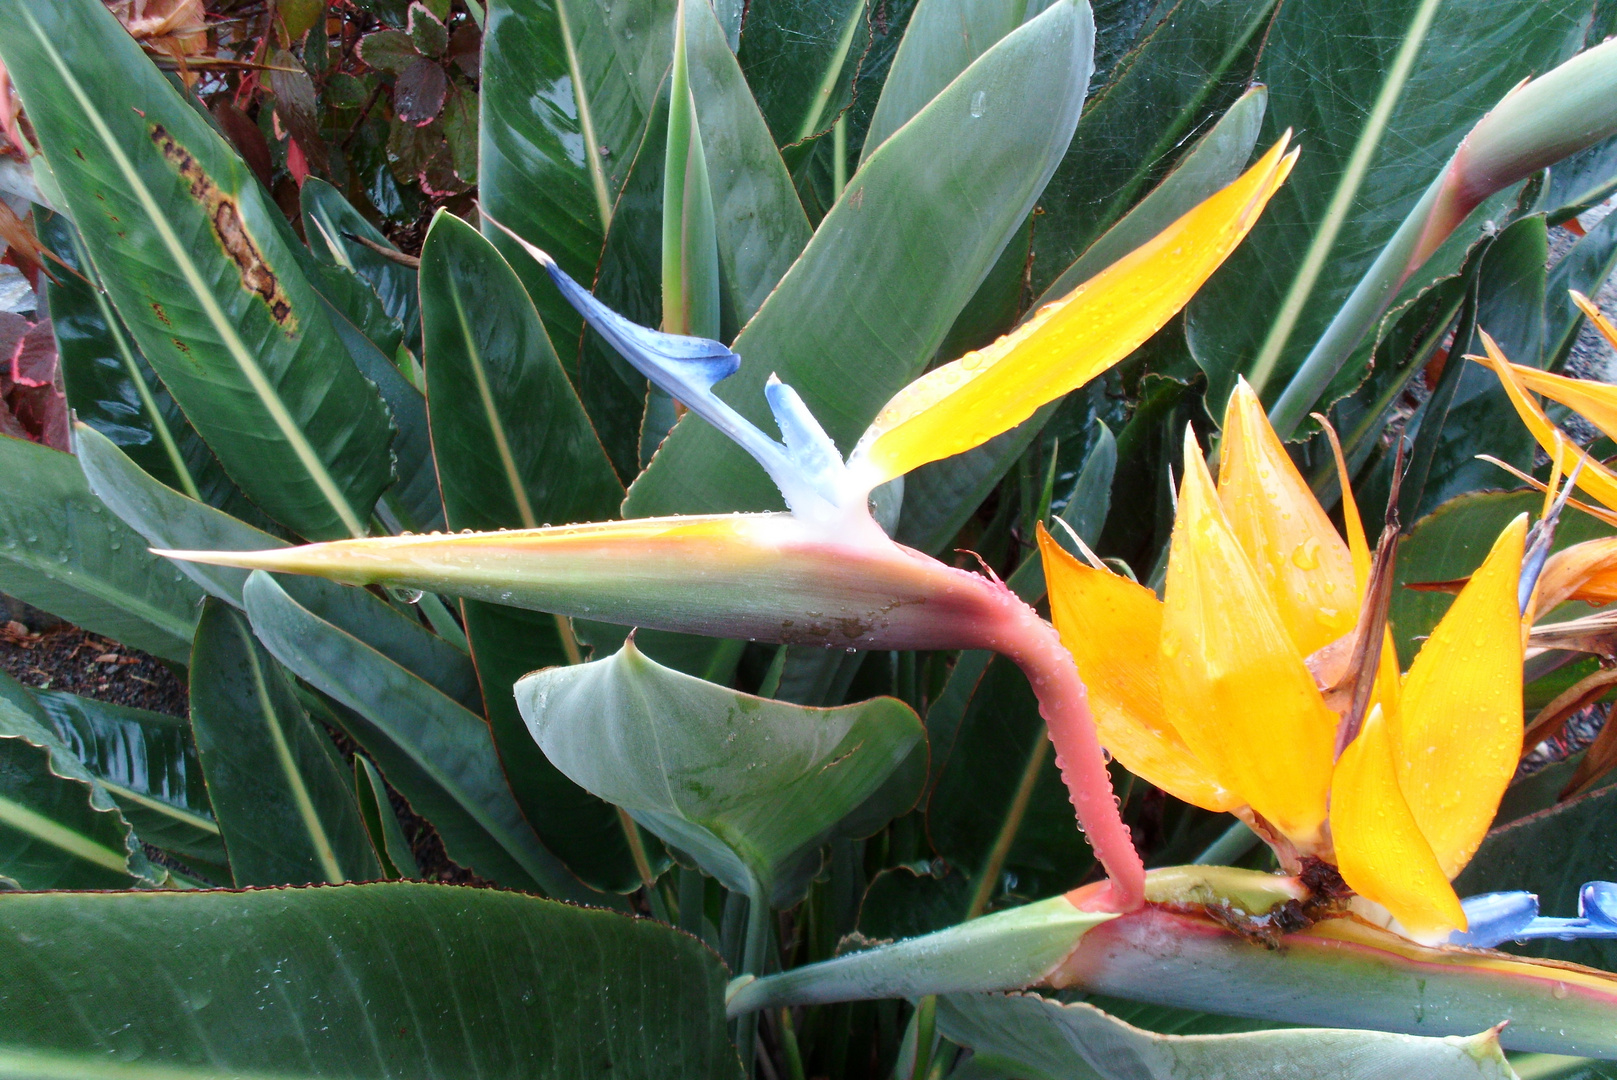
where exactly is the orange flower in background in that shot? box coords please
[1041,380,1526,937]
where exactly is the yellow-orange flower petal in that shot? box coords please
[1478,330,1617,512]
[1218,378,1359,656]
[1331,703,1467,938]
[1510,365,1617,448]
[1158,427,1337,847]
[1320,417,1371,593]
[850,136,1298,488]
[1038,525,1240,812]
[1396,514,1527,880]
[1572,289,1617,352]
[1537,536,1617,612]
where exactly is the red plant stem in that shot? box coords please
[978,580,1147,912]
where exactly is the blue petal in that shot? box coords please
[1450,891,1539,948]
[1451,882,1617,946]
[536,258,851,519]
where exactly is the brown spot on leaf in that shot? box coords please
[150,124,297,333]
[151,301,171,326]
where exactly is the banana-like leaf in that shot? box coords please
[739,0,870,146]
[419,210,637,891]
[0,695,157,889]
[190,599,381,886]
[300,177,421,354]
[41,210,236,510]
[354,754,420,880]
[861,0,1053,160]
[24,678,224,868]
[0,0,394,540]
[241,570,599,901]
[0,434,201,664]
[516,637,924,906]
[624,0,1095,517]
[663,0,721,342]
[0,884,740,1079]
[480,0,677,340]
[1188,0,1590,410]
[936,994,1518,1080]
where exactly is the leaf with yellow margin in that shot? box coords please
[1218,378,1359,657]
[1396,515,1527,880]
[1331,703,1467,938]
[1038,525,1239,812]
[850,137,1298,488]
[1158,427,1336,848]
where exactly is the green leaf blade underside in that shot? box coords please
[190,599,381,886]
[0,435,201,665]
[517,638,923,906]
[0,0,395,540]
[241,571,599,902]
[0,696,155,890]
[0,883,741,1079]
[419,210,639,892]
[1186,0,1593,413]
[300,177,422,354]
[625,0,1096,517]
[936,994,1518,1080]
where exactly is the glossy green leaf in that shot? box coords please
[355,753,420,879]
[1456,782,1617,973]
[190,598,381,886]
[297,234,407,364]
[0,0,395,540]
[516,637,924,906]
[1391,490,1615,669]
[241,570,597,900]
[480,0,675,343]
[1188,0,1591,412]
[419,210,638,891]
[0,695,157,889]
[28,680,224,868]
[1546,134,1617,221]
[0,434,201,664]
[935,994,1518,1080]
[739,0,870,146]
[300,177,422,354]
[41,210,235,510]
[857,864,971,942]
[0,883,741,1079]
[1029,0,1277,298]
[861,0,1052,161]
[625,0,1095,517]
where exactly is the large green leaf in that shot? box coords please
[0,696,157,889]
[861,0,1053,161]
[190,598,381,886]
[241,570,598,901]
[1188,0,1592,412]
[738,0,869,146]
[516,637,924,906]
[354,753,420,879]
[41,210,237,511]
[419,210,637,891]
[0,435,201,664]
[0,883,741,1079]
[1456,783,1617,973]
[936,994,1518,1080]
[480,0,676,343]
[1029,0,1277,297]
[27,680,224,868]
[0,0,395,540]
[625,0,1095,517]
[77,422,287,607]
